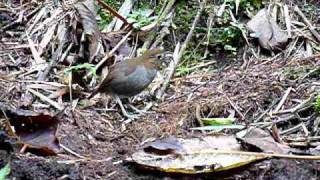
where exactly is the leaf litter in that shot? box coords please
[0,0,320,179]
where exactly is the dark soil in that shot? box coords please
[1,0,320,179]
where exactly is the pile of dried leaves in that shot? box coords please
[0,0,320,179]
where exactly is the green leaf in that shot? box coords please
[0,163,10,180]
[202,117,235,125]
[126,9,152,29]
[190,125,245,131]
[64,63,96,78]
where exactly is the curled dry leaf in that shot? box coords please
[237,127,290,154]
[247,8,288,51]
[132,136,267,174]
[1,104,60,155]
[74,0,102,62]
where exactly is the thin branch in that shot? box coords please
[294,6,320,42]
[95,0,131,27]
[27,88,64,110]
[273,87,292,113]
[157,0,207,99]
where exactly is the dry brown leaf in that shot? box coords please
[132,136,267,174]
[247,8,288,51]
[74,0,102,62]
[6,108,60,155]
[237,127,290,154]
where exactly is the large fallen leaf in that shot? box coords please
[247,8,288,51]
[132,136,267,174]
[0,104,60,155]
[132,149,267,174]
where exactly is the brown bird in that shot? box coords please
[89,48,164,119]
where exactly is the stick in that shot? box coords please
[59,143,86,159]
[85,30,133,80]
[273,94,315,115]
[273,87,292,113]
[294,6,320,42]
[195,104,205,134]
[142,0,176,49]
[27,88,64,110]
[95,0,131,27]
[254,98,279,123]
[187,149,320,160]
[224,94,245,120]
[157,0,207,99]
[283,5,291,38]
[96,30,132,70]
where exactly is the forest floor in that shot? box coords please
[1,0,320,179]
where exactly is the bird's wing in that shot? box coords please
[108,60,138,81]
[88,60,138,98]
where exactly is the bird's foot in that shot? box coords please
[128,102,153,115]
[122,111,140,120]
[128,105,147,115]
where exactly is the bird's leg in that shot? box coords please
[128,104,146,114]
[128,102,153,115]
[103,95,117,111]
[114,95,139,119]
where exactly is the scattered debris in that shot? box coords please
[0,0,320,179]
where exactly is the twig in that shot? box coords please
[260,114,296,129]
[283,5,291,38]
[273,94,315,115]
[273,87,292,113]
[254,98,279,122]
[59,143,86,159]
[157,0,207,98]
[195,103,204,127]
[224,94,245,120]
[280,123,303,135]
[0,107,15,136]
[294,6,320,42]
[26,32,45,64]
[85,30,133,79]
[284,135,320,142]
[298,66,320,83]
[95,0,131,27]
[57,157,112,164]
[95,30,132,71]
[27,88,64,110]
[292,53,320,61]
[179,149,320,160]
[186,61,216,72]
[171,72,217,82]
[165,82,210,103]
[142,0,176,49]
[0,5,42,31]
